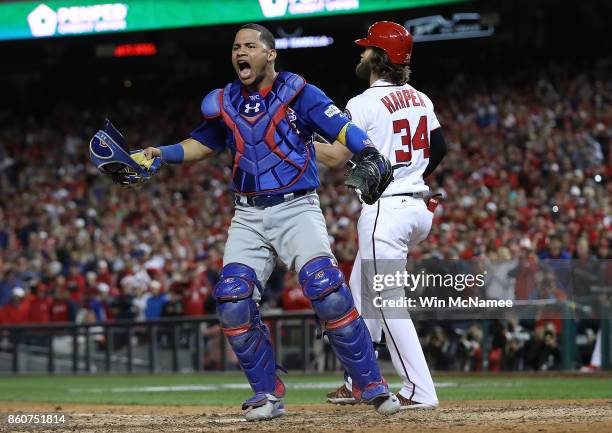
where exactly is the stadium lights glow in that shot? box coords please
[275,35,334,49]
[405,13,495,42]
[114,43,157,57]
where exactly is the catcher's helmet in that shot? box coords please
[355,21,413,65]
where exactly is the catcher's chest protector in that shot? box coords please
[220,72,310,194]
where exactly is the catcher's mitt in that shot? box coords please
[345,147,393,205]
[89,119,162,188]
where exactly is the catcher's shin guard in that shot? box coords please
[214,263,285,406]
[299,257,389,402]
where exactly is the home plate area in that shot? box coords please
[2,400,611,433]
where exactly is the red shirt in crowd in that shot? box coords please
[0,302,28,324]
[183,286,207,316]
[65,273,86,302]
[281,286,311,311]
[50,299,72,322]
[28,296,52,323]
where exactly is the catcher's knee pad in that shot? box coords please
[299,257,388,401]
[214,263,282,398]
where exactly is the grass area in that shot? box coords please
[0,373,610,406]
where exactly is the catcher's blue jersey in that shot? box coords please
[191,72,349,194]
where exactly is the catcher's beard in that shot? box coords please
[355,59,371,81]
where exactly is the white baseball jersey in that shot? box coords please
[345,79,440,195]
[342,79,440,407]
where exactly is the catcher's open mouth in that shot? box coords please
[237,60,252,79]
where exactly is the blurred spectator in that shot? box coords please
[0,269,23,307]
[132,284,150,321]
[65,264,86,304]
[530,272,568,334]
[529,272,568,301]
[539,236,573,291]
[84,271,99,296]
[27,284,52,324]
[162,290,184,318]
[501,318,531,371]
[511,242,541,300]
[422,325,454,370]
[0,287,28,324]
[111,284,136,321]
[483,247,516,300]
[145,281,167,320]
[96,260,113,287]
[50,288,77,322]
[538,236,571,260]
[456,323,483,371]
[183,280,208,316]
[85,283,111,322]
[280,273,311,311]
[571,237,601,298]
[525,323,561,371]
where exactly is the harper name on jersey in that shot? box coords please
[346,79,441,195]
[379,88,426,114]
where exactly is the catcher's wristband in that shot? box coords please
[343,123,370,154]
[159,143,184,164]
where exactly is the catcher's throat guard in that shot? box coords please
[89,119,159,187]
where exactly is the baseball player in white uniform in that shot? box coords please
[315,21,447,409]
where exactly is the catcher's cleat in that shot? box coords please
[244,394,285,421]
[353,381,400,415]
[326,384,357,405]
[242,376,286,421]
[243,394,285,421]
[397,393,438,410]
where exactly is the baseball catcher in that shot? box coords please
[88,23,399,421]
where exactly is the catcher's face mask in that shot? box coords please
[89,119,151,187]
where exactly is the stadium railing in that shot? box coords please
[0,303,609,374]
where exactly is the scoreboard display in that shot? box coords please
[0,0,462,42]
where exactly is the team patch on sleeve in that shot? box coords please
[324,104,342,118]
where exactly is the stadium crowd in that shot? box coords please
[0,65,610,370]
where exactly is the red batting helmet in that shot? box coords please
[355,21,413,65]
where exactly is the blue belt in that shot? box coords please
[234,189,314,208]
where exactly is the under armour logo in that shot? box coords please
[244,103,261,114]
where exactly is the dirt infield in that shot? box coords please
[1,400,611,433]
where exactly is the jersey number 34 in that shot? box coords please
[393,115,430,163]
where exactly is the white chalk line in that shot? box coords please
[70,413,247,423]
[69,381,461,394]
